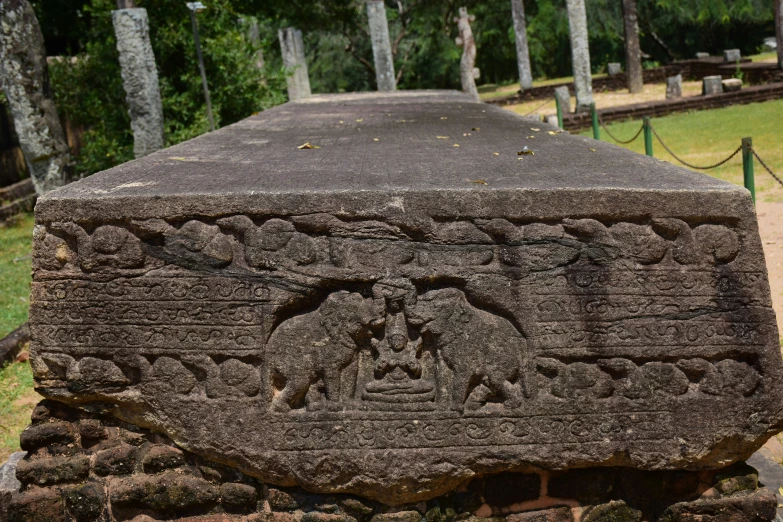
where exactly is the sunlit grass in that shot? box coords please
[0,213,34,338]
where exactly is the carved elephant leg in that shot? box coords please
[323,368,342,410]
[451,370,473,411]
[272,371,310,412]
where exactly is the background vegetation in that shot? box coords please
[30,0,779,177]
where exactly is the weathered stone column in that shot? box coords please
[278,27,311,101]
[621,0,643,94]
[454,7,479,101]
[366,0,396,92]
[565,0,593,112]
[0,0,69,195]
[510,0,533,91]
[112,7,165,159]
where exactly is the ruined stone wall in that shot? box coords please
[4,400,777,522]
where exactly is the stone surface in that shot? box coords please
[665,74,682,99]
[278,28,311,101]
[507,508,572,522]
[695,52,710,59]
[607,63,622,76]
[366,0,396,92]
[554,86,571,114]
[722,78,743,92]
[112,8,164,159]
[29,91,783,505]
[723,49,742,63]
[703,75,723,95]
[0,452,26,493]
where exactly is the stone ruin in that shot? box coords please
[4,91,783,521]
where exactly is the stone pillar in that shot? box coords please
[777,0,783,70]
[278,28,311,101]
[510,0,533,91]
[112,8,165,159]
[454,7,479,101]
[366,0,396,92]
[723,49,741,63]
[607,63,622,76]
[554,86,571,114]
[666,74,682,99]
[565,0,593,112]
[621,0,643,94]
[702,75,723,95]
[245,18,265,71]
[0,0,69,195]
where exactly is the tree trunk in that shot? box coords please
[565,0,593,112]
[0,0,69,195]
[777,0,783,70]
[278,28,311,101]
[454,7,479,101]
[510,0,533,91]
[366,0,396,92]
[622,0,643,93]
[246,19,265,71]
[112,7,165,159]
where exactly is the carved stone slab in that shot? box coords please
[30,91,783,505]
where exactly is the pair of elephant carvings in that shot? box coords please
[268,280,527,413]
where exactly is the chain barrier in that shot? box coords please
[597,113,644,144]
[751,148,783,188]
[523,97,552,118]
[650,124,742,170]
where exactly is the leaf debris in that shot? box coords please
[356,118,363,122]
[589,148,597,152]
[297,142,320,150]
[441,116,448,120]
[453,144,460,148]
[436,136,449,139]
[469,179,488,185]
[492,152,499,156]
[373,138,380,142]
[471,127,480,131]
[517,146,534,156]
[531,127,540,131]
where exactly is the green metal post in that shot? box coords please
[742,137,756,205]
[591,103,600,140]
[643,117,653,157]
[555,95,563,129]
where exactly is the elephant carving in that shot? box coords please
[268,291,380,412]
[409,288,527,410]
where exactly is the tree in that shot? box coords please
[0,0,70,195]
[510,0,533,90]
[621,0,643,93]
[565,0,593,112]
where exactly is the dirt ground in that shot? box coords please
[756,201,783,340]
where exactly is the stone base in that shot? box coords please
[3,400,777,522]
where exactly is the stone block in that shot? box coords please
[19,421,76,451]
[723,49,741,63]
[142,444,185,473]
[29,91,783,507]
[79,419,108,444]
[268,488,300,511]
[0,452,25,493]
[607,63,622,76]
[94,444,138,476]
[220,482,258,514]
[658,487,776,521]
[506,507,573,522]
[695,52,710,59]
[702,75,723,95]
[109,472,219,518]
[554,86,571,114]
[14,454,90,485]
[722,78,742,92]
[7,488,66,522]
[369,512,420,522]
[582,501,641,522]
[303,514,358,522]
[63,482,107,522]
[666,74,682,99]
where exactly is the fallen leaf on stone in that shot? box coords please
[356,118,363,122]
[548,130,565,135]
[441,116,448,120]
[527,136,535,139]
[396,119,408,123]
[339,120,344,124]
[531,127,540,131]
[436,136,449,139]
[373,138,380,142]
[469,179,488,185]
[493,152,499,156]
[453,144,460,148]
[517,147,534,156]
[298,143,320,149]
[463,133,472,136]
[589,148,597,152]
[471,127,480,131]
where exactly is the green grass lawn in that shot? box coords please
[0,213,38,462]
[0,213,34,338]
[579,99,783,202]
